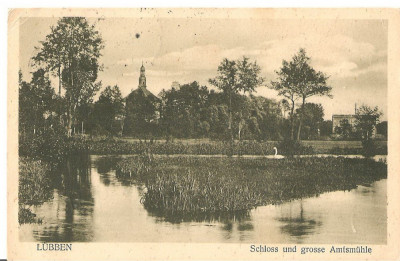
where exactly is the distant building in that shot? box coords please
[332,114,357,134]
[130,62,159,100]
[332,105,377,137]
[171,81,180,90]
[123,62,160,137]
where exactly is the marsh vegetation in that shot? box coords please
[115,156,387,219]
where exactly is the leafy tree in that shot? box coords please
[246,95,282,140]
[271,59,300,140]
[355,105,382,141]
[354,105,383,156]
[159,82,209,138]
[19,69,56,136]
[295,103,324,139]
[209,57,264,141]
[92,85,124,135]
[279,99,291,118]
[334,119,353,139]
[32,17,104,136]
[376,121,388,138]
[206,104,230,140]
[320,120,333,137]
[124,88,159,138]
[271,49,331,140]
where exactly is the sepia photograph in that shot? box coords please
[7,8,400,261]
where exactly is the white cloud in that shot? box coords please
[120,32,385,83]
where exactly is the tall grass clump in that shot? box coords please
[19,157,53,224]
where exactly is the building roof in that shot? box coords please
[127,86,159,101]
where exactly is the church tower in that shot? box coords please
[138,62,146,88]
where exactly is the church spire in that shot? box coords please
[139,62,146,88]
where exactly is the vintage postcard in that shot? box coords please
[7,8,400,260]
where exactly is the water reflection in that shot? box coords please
[21,153,95,242]
[146,209,251,224]
[276,201,322,242]
[20,155,387,243]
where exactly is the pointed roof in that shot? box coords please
[126,86,159,101]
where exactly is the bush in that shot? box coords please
[19,129,89,168]
[18,207,37,224]
[362,140,378,157]
[277,139,314,156]
[19,157,52,224]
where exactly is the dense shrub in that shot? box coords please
[19,129,89,168]
[19,157,52,224]
[361,140,385,157]
[277,139,314,156]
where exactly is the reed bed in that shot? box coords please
[89,139,277,155]
[115,156,387,217]
[19,157,53,224]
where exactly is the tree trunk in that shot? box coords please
[290,99,295,140]
[67,105,72,137]
[297,97,306,141]
[58,65,62,96]
[228,89,233,141]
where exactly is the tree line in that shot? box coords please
[19,17,384,142]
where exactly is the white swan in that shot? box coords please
[273,147,285,159]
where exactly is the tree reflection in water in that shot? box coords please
[34,153,95,242]
[276,200,322,241]
[145,208,251,224]
[95,156,122,186]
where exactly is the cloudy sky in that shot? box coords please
[20,17,387,120]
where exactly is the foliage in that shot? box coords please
[354,105,383,156]
[294,103,324,140]
[376,121,388,138]
[124,87,160,138]
[19,69,57,136]
[19,128,89,168]
[355,105,382,141]
[320,120,333,137]
[32,17,104,135]
[334,119,355,139]
[92,85,125,135]
[277,138,314,156]
[209,57,264,141]
[19,158,52,224]
[271,49,332,140]
[159,82,209,138]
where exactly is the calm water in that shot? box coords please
[20,155,387,243]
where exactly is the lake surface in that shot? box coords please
[20,155,387,244]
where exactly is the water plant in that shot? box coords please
[19,157,53,224]
[116,156,387,219]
